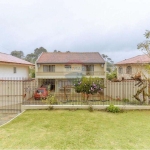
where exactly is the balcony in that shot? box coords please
[36,71,105,79]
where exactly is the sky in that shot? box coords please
[0,0,150,63]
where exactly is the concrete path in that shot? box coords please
[0,113,18,126]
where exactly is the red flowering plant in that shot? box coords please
[74,77,104,100]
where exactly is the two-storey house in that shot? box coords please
[116,54,150,80]
[35,52,106,93]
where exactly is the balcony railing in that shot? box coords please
[36,71,105,78]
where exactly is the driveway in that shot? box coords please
[0,113,18,126]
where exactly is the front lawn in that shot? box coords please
[0,110,150,149]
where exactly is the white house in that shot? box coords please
[0,52,34,79]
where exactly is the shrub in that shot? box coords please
[106,104,121,113]
[107,71,117,80]
[88,105,94,112]
[48,106,54,111]
[74,77,104,100]
[122,98,129,103]
[45,95,58,105]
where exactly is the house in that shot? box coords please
[35,52,106,93]
[0,52,35,112]
[115,54,150,80]
[0,52,34,79]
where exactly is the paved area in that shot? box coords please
[0,113,19,126]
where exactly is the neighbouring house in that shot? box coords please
[116,54,150,80]
[35,52,106,93]
[0,52,35,112]
[0,52,34,79]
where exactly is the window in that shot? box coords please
[65,65,71,69]
[83,65,94,75]
[82,65,94,71]
[13,67,16,73]
[126,66,132,74]
[118,67,123,74]
[43,65,55,72]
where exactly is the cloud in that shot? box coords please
[0,0,149,63]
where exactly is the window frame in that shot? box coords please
[118,67,123,74]
[65,65,71,69]
[43,65,55,72]
[126,66,132,74]
[13,67,16,73]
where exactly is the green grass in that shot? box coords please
[1,110,150,149]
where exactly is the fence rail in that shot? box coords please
[1,78,150,113]
[23,79,150,106]
[0,78,37,113]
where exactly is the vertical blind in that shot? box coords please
[43,65,55,72]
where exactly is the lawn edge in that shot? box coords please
[0,110,26,128]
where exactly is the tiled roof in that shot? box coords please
[0,52,34,65]
[116,54,150,65]
[37,52,105,64]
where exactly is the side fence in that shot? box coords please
[104,80,149,104]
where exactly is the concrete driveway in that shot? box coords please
[0,113,18,126]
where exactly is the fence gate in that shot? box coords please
[0,78,37,113]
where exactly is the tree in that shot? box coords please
[107,69,117,80]
[74,77,104,101]
[134,30,150,103]
[34,47,47,59]
[25,53,36,63]
[25,47,47,63]
[137,30,150,57]
[10,50,24,59]
[102,54,115,73]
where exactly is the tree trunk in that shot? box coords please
[133,86,147,102]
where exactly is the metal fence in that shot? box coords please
[0,77,149,112]
[0,78,37,113]
[22,79,150,106]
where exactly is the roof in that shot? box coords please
[116,54,150,65]
[0,52,34,66]
[36,52,105,64]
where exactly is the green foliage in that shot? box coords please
[101,54,114,73]
[88,105,94,112]
[10,50,24,59]
[122,98,129,103]
[107,71,117,80]
[106,104,121,113]
[29,68,35,78]
[48,106,54,111]
[45,95,58,105]
[144,64,150,75]
[137,30,150,56]
[25,53,36,63]
[34,47,47,58]
[25,47,47,63]
[74,77,104,96]
[10,47,47,63]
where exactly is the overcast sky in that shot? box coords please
[0,0,150,63]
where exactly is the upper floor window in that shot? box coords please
[82,65,94,71]
[65,65,71,69]
[13,67,16,73]
[118,67,123,74]
[126,66,132,74]
[43,65,55,72]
